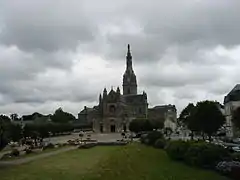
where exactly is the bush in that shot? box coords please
[25,148,33,154]
[165,140,190,161]
[231,152,240,161]
[185,143,230,169]
[216,161,240,179]
[43,143,55,150]
[154,138,167,149]
[10,149,20,157]
[1,153,11,160]
[144,131,164,145]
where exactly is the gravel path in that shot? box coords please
[0,146,77,167]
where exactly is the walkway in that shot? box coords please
[0,146,77,167]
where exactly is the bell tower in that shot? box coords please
[123,44,137,95]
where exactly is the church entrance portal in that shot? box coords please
[100,125,103,133]
[110,125,116,132]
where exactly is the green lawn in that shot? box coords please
[0,144,229,180]
[1,146,72,161]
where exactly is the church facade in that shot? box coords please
[78,45,176,133]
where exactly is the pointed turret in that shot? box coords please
[117,86,120,94]
[123,44,137,95]
[99,93,102,105]
[103,88,107,99]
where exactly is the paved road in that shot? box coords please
[0,146,77,167]
[46,133,122,144]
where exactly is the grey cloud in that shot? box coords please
[0,0,97,51]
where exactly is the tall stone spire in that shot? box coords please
[126,44,133,72]
[123,44,137,95]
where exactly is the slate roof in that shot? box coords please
[224,84,240,104]
[122,94,146,105]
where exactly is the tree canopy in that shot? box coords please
[192,100,226,139]
[129,118,163,133]
[51,108,76,123]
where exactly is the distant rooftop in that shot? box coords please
[224,84,240,104]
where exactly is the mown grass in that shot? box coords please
[0,146,118,180]
[1,146,72,161]
[0,143,230,180]
[84,143,229,180]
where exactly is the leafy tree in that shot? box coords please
[51,108,76,123]
[179,103,196,139]
[8,123,22,142]
[232,107,240,130]
[10,113,19,121]
[192,100,226,140]
[179,103,195,127]
[129,119,144,133]
[151,120,164,130]
[129,118,154,133]
[0,115,11,123]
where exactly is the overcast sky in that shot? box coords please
[0,0,240,117]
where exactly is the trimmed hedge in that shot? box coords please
[184,142,230,169]
[165,140,191,161]
[140,131,164,146]
[165,140,230,169]
[10,149,20,157]
[154,138,167,149]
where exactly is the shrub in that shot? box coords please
[10,149,20,157]
[154,138,167,149]
[145,131,164,145]
[231,152,240,161]
[185,142,230,169]
[25,148,33,154]
[43,143,55,150]
[216,161,240,179]
[165,140,190,161]
[78,143,96,149]
[1,153,11,160]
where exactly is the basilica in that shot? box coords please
[78,44,177,133]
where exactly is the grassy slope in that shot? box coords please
[0,144,229,180]
[0,146,118,180]
[85,143,229,180]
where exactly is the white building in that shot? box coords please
[223,84,240,137]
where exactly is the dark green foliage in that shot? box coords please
[192,101,226,139]
[51,108,76,123]
[184,142,230,168]
[129,118,161,133]
[0,115,11,123]
[154,138,167,149]
[178,103,195,128]
[25,148,33,154]
[232,107,240,130]
[151,120,164,130]
[24,123,74,138]
[166,140,230,169]
[166,140,191,161]
[10,149,20,156]
[8,123,22,141]
[141,131,164,145]
[231,152,240,161]
[43,143,55,150]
